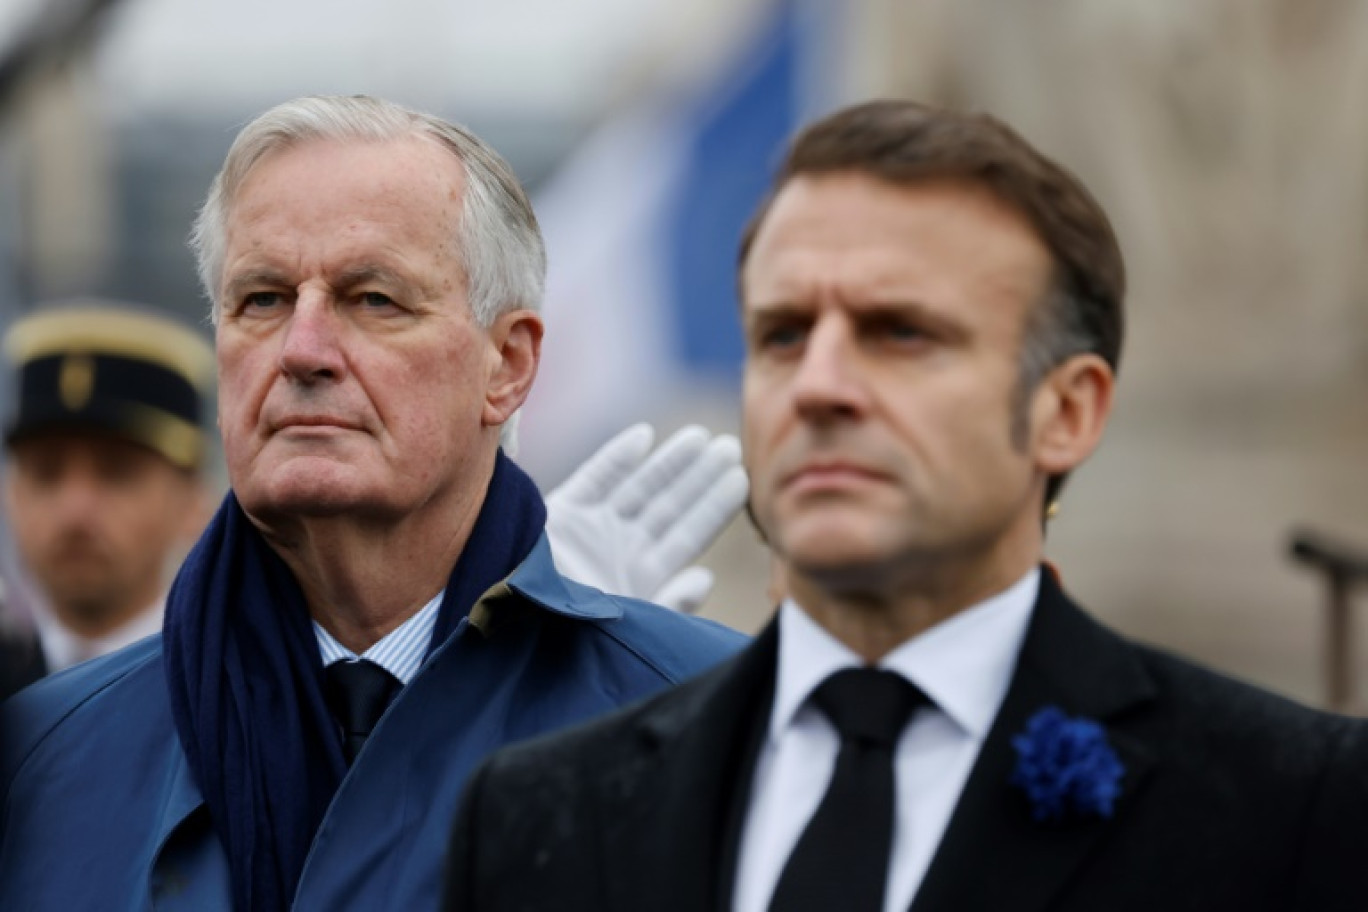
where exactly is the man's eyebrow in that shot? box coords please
[222,264,414,298]
[223,268,290,300]
[744,301,810,321]
[333,264,409,290]
[745,298,969,337]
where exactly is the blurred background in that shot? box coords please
[1,0,1366,708]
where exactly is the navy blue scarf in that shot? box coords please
[164,452,546,911]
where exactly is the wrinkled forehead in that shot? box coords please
[226,127,461,204]
[229,135,466,221]
[216,137,470,298]
[742,173,1053,312]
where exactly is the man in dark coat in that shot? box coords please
[444,100,1368,912]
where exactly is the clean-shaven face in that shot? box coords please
[215,136,502,526]
[5,433,197,631]
[741,172,1055,594]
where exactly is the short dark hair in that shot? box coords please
[739,100,1126,509]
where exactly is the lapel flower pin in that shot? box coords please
[1010,705,1124,822]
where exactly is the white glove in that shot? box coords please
[545,424,748,613]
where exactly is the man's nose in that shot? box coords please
[51,470,102,525]
[791,316,868,421]
[278,291,347,383]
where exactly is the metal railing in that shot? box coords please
[1289,529,1368,714]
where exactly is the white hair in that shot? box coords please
[189,95,544,449]
[190,96,545,325]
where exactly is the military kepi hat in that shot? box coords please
[4,302,214,470]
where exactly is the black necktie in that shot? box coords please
[324,659,400,765]
[768,668,925,912]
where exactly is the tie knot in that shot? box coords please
[325,659,400,740]
[812,668,923,750]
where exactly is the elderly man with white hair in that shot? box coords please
[0,95,746,912]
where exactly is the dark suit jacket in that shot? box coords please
[0,625,44,704]
[444,570,1368,912]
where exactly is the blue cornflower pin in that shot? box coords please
[1010,706,1124,822]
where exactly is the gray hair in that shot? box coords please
[189,95,546,328]
[189,95,543,452]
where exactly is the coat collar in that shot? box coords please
[596,620,779,912]
[595,569,1159,912]
[147,532,623,897]
[503,534,625,622]
[910,567,1158,912]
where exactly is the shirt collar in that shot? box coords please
[773,567,1039,741]
[34,598,165,672]
[313,589,443,686]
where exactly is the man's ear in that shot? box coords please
[482,309,543,427]
[1030,353,1114,477]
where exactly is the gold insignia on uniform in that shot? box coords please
[5,302,213,469]
[59,354,95,411]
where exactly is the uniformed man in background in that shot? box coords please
[3,302,213,678]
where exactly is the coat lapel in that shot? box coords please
[597,621,778,912]
[911,571,1157,912]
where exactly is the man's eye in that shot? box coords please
[359,292,398,309]
[871,317,927,344]
[17,459,61,488]
[757,323,806,350]
[95,453,144,486]
[242,292,283,311]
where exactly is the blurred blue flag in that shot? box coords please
[666,2,805,372]
[523,0,835,479]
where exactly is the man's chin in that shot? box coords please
[775,508,893,560]
[242,487,368,520]
[782,535,892,579]
[44,582,124,627]
[233,459,377,518]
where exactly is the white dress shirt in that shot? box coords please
[313,590,443,686]
[34,598,165,672]
[732,568,1039,912]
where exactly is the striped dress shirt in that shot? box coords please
[313,590,443,686]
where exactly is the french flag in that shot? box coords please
[520,0,839,484]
